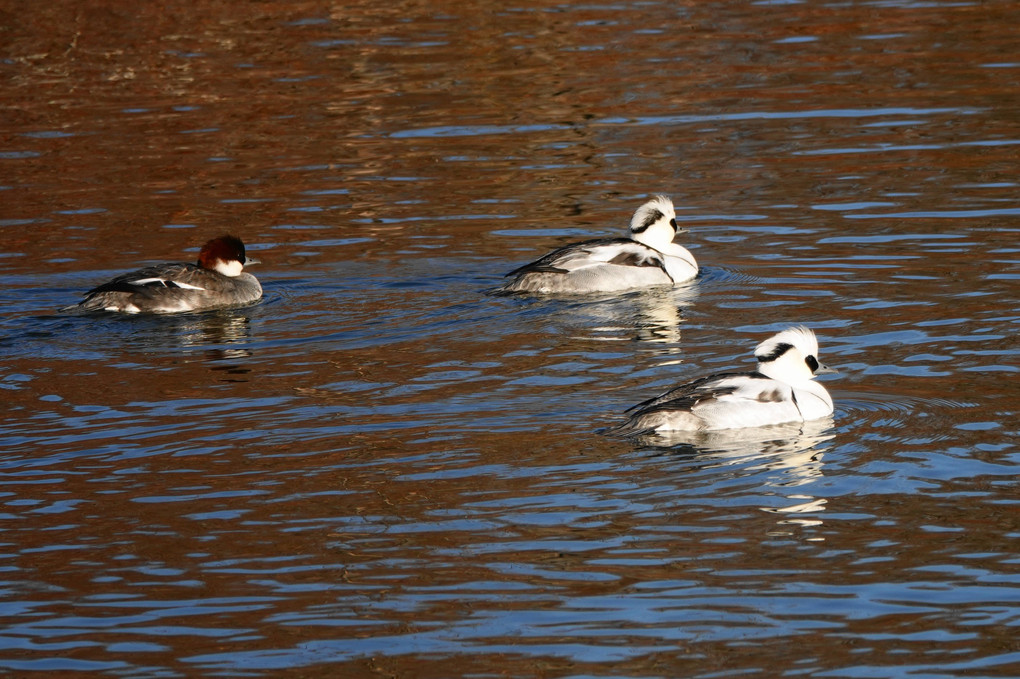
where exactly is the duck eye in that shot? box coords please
[805,355,819,372]
[669,218,677,230]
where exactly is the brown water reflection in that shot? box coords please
[2,0,1019,677]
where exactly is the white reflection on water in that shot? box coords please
[629,418,837,542]
[635,417,834,491]
[664,418,834,481]
[555,284,698,347]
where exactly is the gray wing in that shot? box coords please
[506,238,670,279]
[628,371,788,415]
[82,263,203,297]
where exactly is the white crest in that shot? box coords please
[629,195,675,232]
[754,326,819,363]
[754,326,834,384]
[628,195,677,250]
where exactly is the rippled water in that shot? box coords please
[2,1,1019,677]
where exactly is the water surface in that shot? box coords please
[1,1,1018,677]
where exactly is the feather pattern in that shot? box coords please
[616,372,806,433]
[83,264,209,296]
[505,238,671,278]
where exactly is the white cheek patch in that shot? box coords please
[213,260,244,277]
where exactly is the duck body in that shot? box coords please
[499,196,697,294]
[617,370,834,433]
[499,237,696,294]
[69,235,262,314]
[611,326,837,434]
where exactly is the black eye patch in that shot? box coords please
[669,218,677,230]
[632,209,664,234]
[756,342,793,363]
[806,355,819,372]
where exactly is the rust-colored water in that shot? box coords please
[1,1,1018,677]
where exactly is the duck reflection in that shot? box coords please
[176,311,252,348]
[636,418,835,527]
[567,284,698,349]
[639,417,833,475]
[120,309,258,369]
